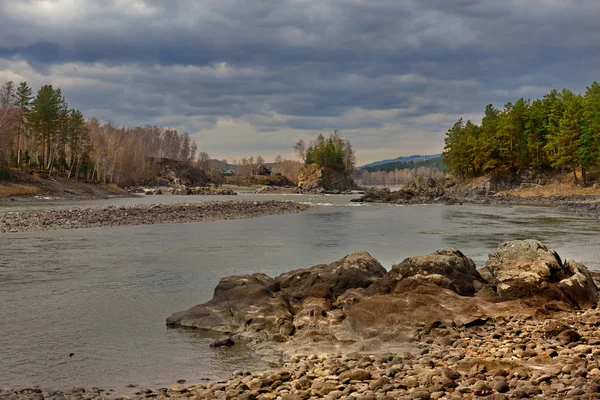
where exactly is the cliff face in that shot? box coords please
[296,164,356,193]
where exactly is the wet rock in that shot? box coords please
[210,337,235,348]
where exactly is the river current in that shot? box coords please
[1,193,599,390]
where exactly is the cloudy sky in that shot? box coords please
[1,0,599,165]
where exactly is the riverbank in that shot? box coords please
[5,316,600,400]
[353,176,600,218]
[0,171,131,202]
[0,200,311,232]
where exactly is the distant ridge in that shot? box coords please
[359,153,442,169]
[204,159,279,172]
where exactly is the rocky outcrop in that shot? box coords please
[296,164,356,193]
[167,273,293,337]
[484,239,599,309]
[353,176,449,204]
[167,240,599,355]
[375,248,485,296]
[167,252,386,339]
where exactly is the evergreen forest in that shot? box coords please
[442,82,600,184]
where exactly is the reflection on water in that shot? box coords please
[1,196,600,390]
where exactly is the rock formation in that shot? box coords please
[484,239,599,308]
[167,240,599,355]
[296,164,356,193]
[353,176,448,204]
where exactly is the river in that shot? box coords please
[1,193,599,390]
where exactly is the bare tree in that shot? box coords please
[197,151,210,169]
[293,139,306,162]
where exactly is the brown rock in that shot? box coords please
[484,240,598,309]
[339,369,371,382]
[376,248,485,296]
[556,329,581,345]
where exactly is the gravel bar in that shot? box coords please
[0,200,311,233]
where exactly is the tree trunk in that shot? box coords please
[573,168,578,183]
[582,168,587,186]
[40,120,45,169]
[15,120,21,167]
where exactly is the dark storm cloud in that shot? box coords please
[1,0,600,162]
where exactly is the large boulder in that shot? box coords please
[167,252,385,338]
[403,176,445,199]
[274,251,386,301]
[557,259,599,309]
[484,240,598,308]
[375,248,485,296]
[166,273,293,338]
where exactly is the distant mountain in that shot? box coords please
[358,153,442,170]
[204,159,279,172]
[204,159,235,171]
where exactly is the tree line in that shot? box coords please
[358,166,445,186]
[0,81,199,185]
[362,157,445,173]
[442,82,600,184]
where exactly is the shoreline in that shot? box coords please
[4,280,600,399]
[0,200,311,233]
[353,187,600,218]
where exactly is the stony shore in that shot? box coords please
[353,178,600,218]
[3,240,600,399]
[5,307,600,399]
[0,200,311,233]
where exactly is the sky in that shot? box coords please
[0,1,599,165]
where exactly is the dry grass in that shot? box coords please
[0,184,43,197]
[501,182,600,198]
[105,183,125,193]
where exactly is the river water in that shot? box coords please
[1,193,599,390]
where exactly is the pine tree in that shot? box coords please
[579,82,600,184]
[14,81,33,167]
[30,85,63,169]
[544,90,582,182]
[478,104,500,172]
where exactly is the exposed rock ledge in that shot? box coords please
[167,240,598,358]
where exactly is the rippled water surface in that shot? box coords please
[1,193,599,390]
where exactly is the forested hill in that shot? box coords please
[360,153,441,170]
[360,154,444,173]
[442,81,600,185]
